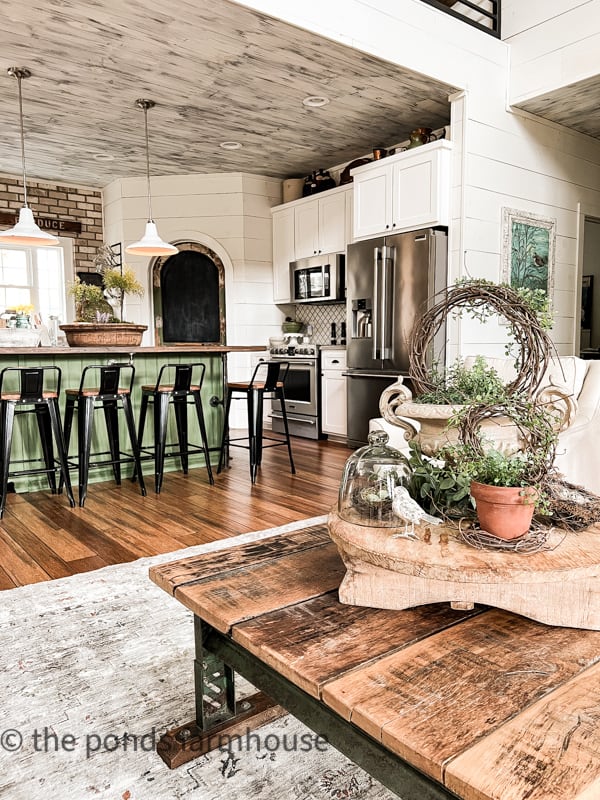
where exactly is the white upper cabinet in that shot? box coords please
[272,206,295,304]
[294,201,319,259]
[317,190,347,255]
[271,186,351,303]
[352,140,452,240]
[294,188,348,258]
[352,162,391,240]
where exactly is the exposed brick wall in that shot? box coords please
[0,174,103,271]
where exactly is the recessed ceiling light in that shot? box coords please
[302,95,330,108]
[92,153,115,162]
[220,141,242,150]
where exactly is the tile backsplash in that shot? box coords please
[294,303,346,345]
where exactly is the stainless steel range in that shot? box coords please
[268,342,320,440]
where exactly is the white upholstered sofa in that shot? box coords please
[369,356,600,496]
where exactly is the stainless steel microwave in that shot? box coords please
[291,253,345,303]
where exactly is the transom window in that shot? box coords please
[0,243,69,323]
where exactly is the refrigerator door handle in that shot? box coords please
[381,245,394,361]
[372,246,381,361]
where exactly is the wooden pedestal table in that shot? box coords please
[328,510,600,630]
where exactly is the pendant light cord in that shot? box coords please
[142,103,153,223]
[11,69,30,209]
[16,74,28,207]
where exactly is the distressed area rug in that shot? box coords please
[0,516,396,800]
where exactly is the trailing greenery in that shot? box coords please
[102,266,144,297]
[415,355,509,405]
[102,266,144,321]
[68,278,114,322]
[400,278,561,523]
[459,447,540,488]
[452,278,553,331]
[445,394,559,515]
[405,441,471,517]
[70,246,145,323]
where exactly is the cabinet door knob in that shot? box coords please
[385,224,390,229]
[332,359,339,364]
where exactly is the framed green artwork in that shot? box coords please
[501,208,556,307]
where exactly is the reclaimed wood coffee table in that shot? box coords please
[150,522,600,799]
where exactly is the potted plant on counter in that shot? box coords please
[60,245,147,347]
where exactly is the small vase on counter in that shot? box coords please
[15,314,31,328]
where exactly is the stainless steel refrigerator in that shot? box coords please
[345,228,448,447]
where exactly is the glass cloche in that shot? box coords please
[338,430,411,527]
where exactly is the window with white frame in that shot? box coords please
[0,240,71,323]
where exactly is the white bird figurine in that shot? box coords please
[391,486,442,538]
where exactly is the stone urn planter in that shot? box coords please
[379,377,524,456]
[60,323,147,347]
[379,376,574,458]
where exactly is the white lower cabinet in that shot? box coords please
[321,350,347,437]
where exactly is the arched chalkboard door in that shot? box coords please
[152,243,226,344]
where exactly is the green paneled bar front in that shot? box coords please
[0,344,264,492]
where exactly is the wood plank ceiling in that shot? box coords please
[515,74,600,141]
[0,0,457,188]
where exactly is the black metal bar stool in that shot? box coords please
[217,361,295,484]
[61,363,146,507]
[133,362,214,493]
[0,366,75,518]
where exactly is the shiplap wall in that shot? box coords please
[103,172,284,423]
[234,0,600,360]
[504,0,600,104]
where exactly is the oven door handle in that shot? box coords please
[284,360,316,367]
[271,412,317,425]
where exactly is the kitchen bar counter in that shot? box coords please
[1,344,265,493]
[0,344,265,356]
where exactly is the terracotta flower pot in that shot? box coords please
[470,480,538,540]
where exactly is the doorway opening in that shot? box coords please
[579,216,600,357]
[152,242,226,344]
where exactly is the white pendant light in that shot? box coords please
[0,67,59,247]
[126,99,177,257]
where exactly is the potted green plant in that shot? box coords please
[67,278,112,323]
[101,264,145,322]
[443,394,559,539]
[60,245,148,347]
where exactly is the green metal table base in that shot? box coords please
[156,617,285,768]
[158,616,458,799]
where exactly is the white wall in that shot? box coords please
[234,0,600,360]
[504,0,600,105]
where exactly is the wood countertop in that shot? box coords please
[0,344,267,356]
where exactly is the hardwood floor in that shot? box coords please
[0,434,351,590]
